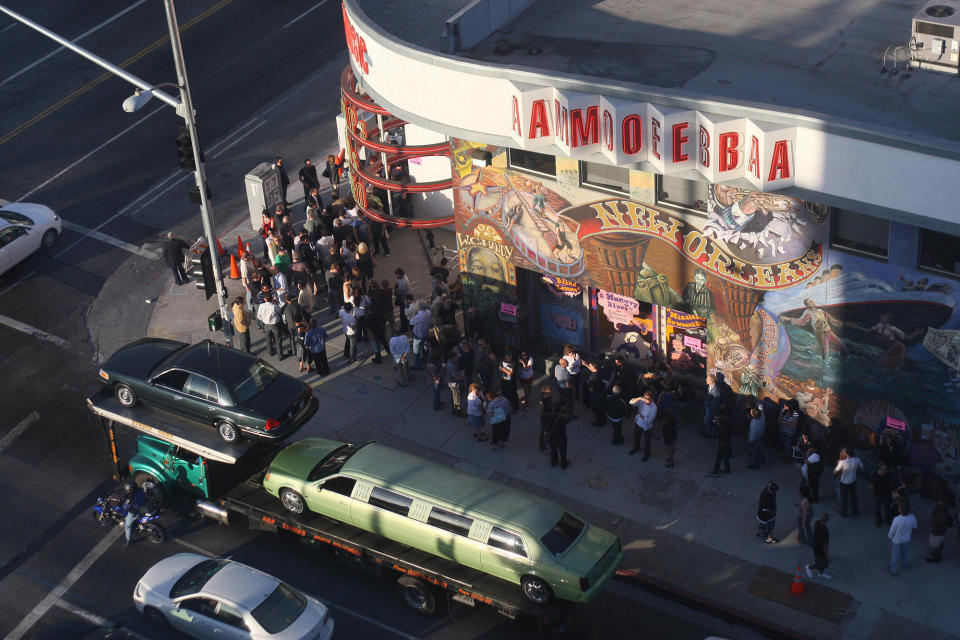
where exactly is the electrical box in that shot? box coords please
[911,0,960,72]
[243,162,283,231]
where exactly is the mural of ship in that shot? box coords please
[764,270,956,344]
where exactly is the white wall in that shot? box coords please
[403,123,454,221]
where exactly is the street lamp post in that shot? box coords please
[0,1,229,327]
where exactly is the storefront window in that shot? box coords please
[919,229,960,276]
[580,161,630,194]
[656,176,708,214]
[831,209,889,259]
[508,148,557,177]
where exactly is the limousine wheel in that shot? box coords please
[521,575,554,605]
[279,488,305,514]
[397,576,437,615]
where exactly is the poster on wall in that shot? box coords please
[451,147,960,454]
[597,289,655,363]
[539,276,587,348]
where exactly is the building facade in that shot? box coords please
[338,0,960,488]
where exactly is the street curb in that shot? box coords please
[614,568,816,640]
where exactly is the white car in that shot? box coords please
[0,200,61,276]
[133,553,334,640]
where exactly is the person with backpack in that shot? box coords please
[304,318,329,376]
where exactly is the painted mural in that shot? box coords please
[452,152,960,483]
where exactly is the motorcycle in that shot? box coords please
[93,494,165,544]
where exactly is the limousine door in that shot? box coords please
[479,525,532,584]
[312,475,356,523]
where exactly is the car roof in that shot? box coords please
[202,562,279,608]
[343,443,567,537]
[171,340,256,382]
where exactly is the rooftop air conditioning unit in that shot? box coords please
[911,0,960,72]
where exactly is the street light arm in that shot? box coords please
[0,3,180,109]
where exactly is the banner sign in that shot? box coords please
[665,309,707,329]
[597,289,639,326]
[542,275,582,297]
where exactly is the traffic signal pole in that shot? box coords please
[162,0,229,324]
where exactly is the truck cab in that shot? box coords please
[129,435,212,499]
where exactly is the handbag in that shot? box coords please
[490,404,507,424]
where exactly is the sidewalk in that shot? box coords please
[142,218,959,640]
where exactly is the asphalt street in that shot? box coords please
[0,1,764,638]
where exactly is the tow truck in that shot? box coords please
[88,389,569,630]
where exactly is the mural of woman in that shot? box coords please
[845,314,925,370]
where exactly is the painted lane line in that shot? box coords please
[61,220,159,260]
[5,528,121,640]
[124,174,191,219]
[211,120,267,159]
[17,105,165,202]
[0,314,69,349]
[117,169,186,215]
[0,0,150,90]
[207,117,261,152]
[283,0,330,29]
[0,21,18,35]
[0,410,39,454]
[169,536,219,558]
[53,598,108,626]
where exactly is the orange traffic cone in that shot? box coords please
[229,254,241,279]
[237,235,245,258]
[790,565,806,597]
[216,237,226,257]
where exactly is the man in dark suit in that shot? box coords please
[162,232,190,285]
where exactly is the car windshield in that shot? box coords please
[540,512,585,557]
[307,442,369,482]
[169,559,229,598]
[0,210,33,226]
[230,361,279,403]
[250,583,307,634]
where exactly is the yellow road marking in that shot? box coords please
[0,0,236,146]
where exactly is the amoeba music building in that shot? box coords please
[339,0,960,488]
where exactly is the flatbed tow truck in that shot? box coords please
[88,389,569,630]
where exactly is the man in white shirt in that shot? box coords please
[388,324,411,387]
[834,447,864,518]
[338,301,358,363]
[409,302,432,370]
[888,502,918,576]
[256,294,284,358]
[628,390,658,461]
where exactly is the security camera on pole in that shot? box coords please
[0,0,230,330]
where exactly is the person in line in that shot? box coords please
[584,360,606,427]
[410,301,432,370]
[231,296,252,353]
[661,408,678,468]
[446,351,466,417]
[499,351,519,412]
[256,294,284,358]
[888,501,918,576]
[388,325,410,387]
[538,385,554,452]
[796,485,814,546]
[544,407,570,469]
[466,383,486,440]
[427,352,444,411]
[605,385,627,445]
[517,350,535,408]
[554,357,575,420]
[486,390,512,450]
[704,407,732,476]
[805,513,831,580]
[746,405,766,469]
[338,301,358,363]
[778,398,801,463]
[304,318,329,376]
[835,447,864,518]
[926,499,953,564]
[757,481,779,544]
[628,390,658,460]
[871,463,895,527]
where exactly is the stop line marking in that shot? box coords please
[61,220,159,260]
[0,313,69,349]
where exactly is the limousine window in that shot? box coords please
[541,512,585,556]
[321,476,356,496]
[368,486,413,515]
[307,442,369,482]
[427,506,473,536]
[489,526,527,557]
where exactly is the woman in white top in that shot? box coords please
[518,350,535,409]
[265,232,279,265]
[466,383,486,439]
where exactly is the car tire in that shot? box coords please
[216,421,238,443]
[115,383,137,408]
[279,488,305,514]
[521,575,554,605]
[142,606,169,629]
[41,228,58,248]
[133,471,164,507]
[397,576,437,615]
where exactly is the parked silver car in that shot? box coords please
[133,553,334,639]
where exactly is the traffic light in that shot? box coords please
[175,125,204,171]
[192,246,215,299]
